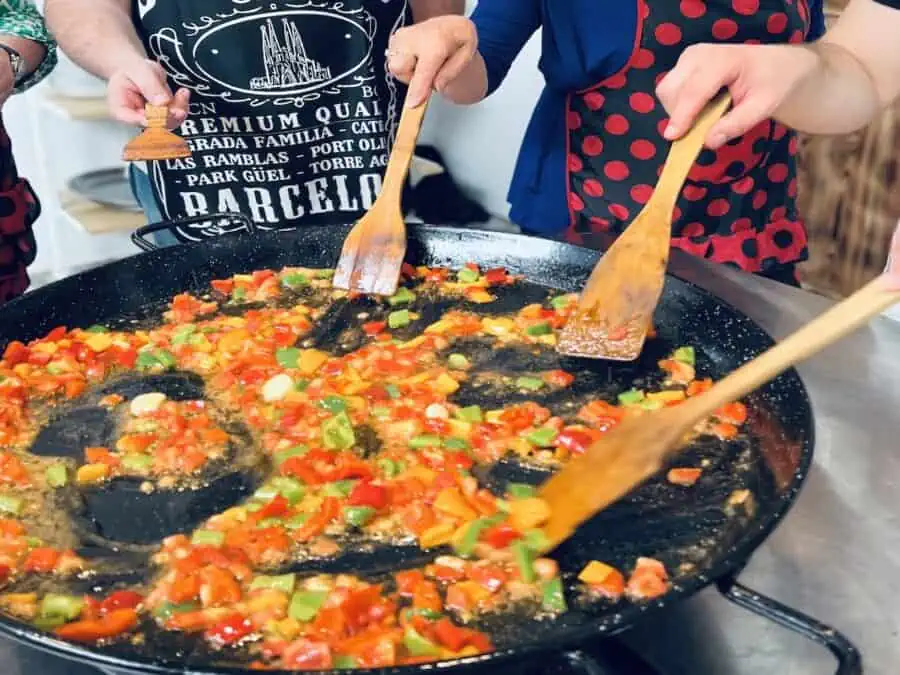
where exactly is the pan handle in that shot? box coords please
[717,577,862,675]
[131,213,256,252]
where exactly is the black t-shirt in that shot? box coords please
[876,0,900,8]
[131,0,410,241]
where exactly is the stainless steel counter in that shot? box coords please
[3,255,899,675]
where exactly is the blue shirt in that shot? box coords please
[471,0,826,236]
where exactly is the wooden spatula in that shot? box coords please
[557,92,732,361]
[123,104,191,161]
[332,100,429,296]
[539,273,900,552]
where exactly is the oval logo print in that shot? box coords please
[192,9,371,97]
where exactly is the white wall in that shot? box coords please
[419,1,543,220]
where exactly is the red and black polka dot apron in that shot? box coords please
[565,0,810,277]
[0,119,39,304]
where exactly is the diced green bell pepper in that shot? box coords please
[456,268,479,284]
[388,310,411,329]
[0,494,23,516]
[281,272,309,289]
[550,295,570,310]
[385,384,401,399]
[45,464,68,488]
[455,405,483,422]
[388,287,416,306]
[40,594,85,621]
[323,480,357,498]
[617,389,645,405]
[122,454,153,472]
[85,325,109,333]
[673,346,695,366]
[322,411,355,450]
[250,573,296,593]
[191,529,225,547]
[276,347,301,369]
[506,483,536,499]
[404,626,441,657]
[526,427,558,447]
[274,445,308,466]
[541,577,567,612]
[443,437,469,450]
[408,434,441,449]
[318,395,347,413]
[511,540,535,583]
[447,353,470,370]
[516,376,544,391]
[270,476,305,504]
[526,322,552,336]
[343,505,376,528]
[288,590,328,622]
[153,602,199,621]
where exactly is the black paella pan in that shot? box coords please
[0,218,859,674]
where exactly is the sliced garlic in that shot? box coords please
[262,373,293,402]
[425,403,449,419]
[130,392,167,416]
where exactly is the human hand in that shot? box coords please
[107,58,190,128]
[656,43,818,150]
[387,16,478,107]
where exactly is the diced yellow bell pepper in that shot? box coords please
[434,488,478,521]
[419,522,456,548]
[217,329,251,354]
[578,561,617,586]
[447,419,472,437]
[76,463,109,485]
[32,342,58,355]
[647,390,687,403]
[297,349,329,375]
[452,581,493,605]
[482,318,516,336]
[466,290,496,304]
[507,497,551,531]
[508,438,533,457]
[400,336,427,349]
[405,466,437,485]
[485,410,504,424]
[402,372,433,385]
[425,320,451,335]
[84,333,113,353]
[275,618,302,640]
[536,334,558,346]
[434,373,460,395]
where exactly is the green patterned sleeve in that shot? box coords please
[0,0,57,93]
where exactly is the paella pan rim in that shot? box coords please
[0,225,815,674]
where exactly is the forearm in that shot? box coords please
[773,42,882,135]
[410,0,465,22]
[439,51,488,105]
[775,0,900,134]
[44,0,144,80]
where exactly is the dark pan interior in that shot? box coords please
[0,225,814,674]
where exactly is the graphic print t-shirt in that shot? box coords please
[133,0,408,241]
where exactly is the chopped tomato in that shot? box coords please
[55,608,138,643]
[712,422,739,440]
[2,341,29,365]
[433,618,468,652]
[577,400,625,430]
[211,279,235,295]
[199,566,242,607]
[686,378,713,397]
[483,268,508,286]
[467,565,508,593]
[257,494,290,519]
[412,581,442,614]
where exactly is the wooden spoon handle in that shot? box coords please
[380,100,429,200]
[681,276,900,420]
[651,91,731,210]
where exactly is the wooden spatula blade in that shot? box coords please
[558,93,732,361]
[123,104,191,162]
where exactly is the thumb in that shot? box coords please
[128,59,173,107]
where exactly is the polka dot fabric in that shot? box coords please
[566,0,811,274]
[0,123,40,304]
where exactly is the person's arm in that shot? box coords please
[656,0,900,147]
[45,0,189,126]
[0,0,57,94]
[410,0,465,22]
[388,0,540,107]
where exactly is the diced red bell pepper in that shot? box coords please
[362,321,387,336]
[210,279,234,294]
[348,481,389,510]
[282,638,333,669]
[2,341,28,365]
[482,524,521,549]
[257,494,290,519]
[206,613,253,645]
[23,547,61,574]
[467,564,508,593]
[55,608,138,643]
[434,618,469,652]
[412,581,443,614]
[555,427,601,455]
[100,591,144,614]
[483,268,508,286]
[543,369,575,388]
[394,570,425,597]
